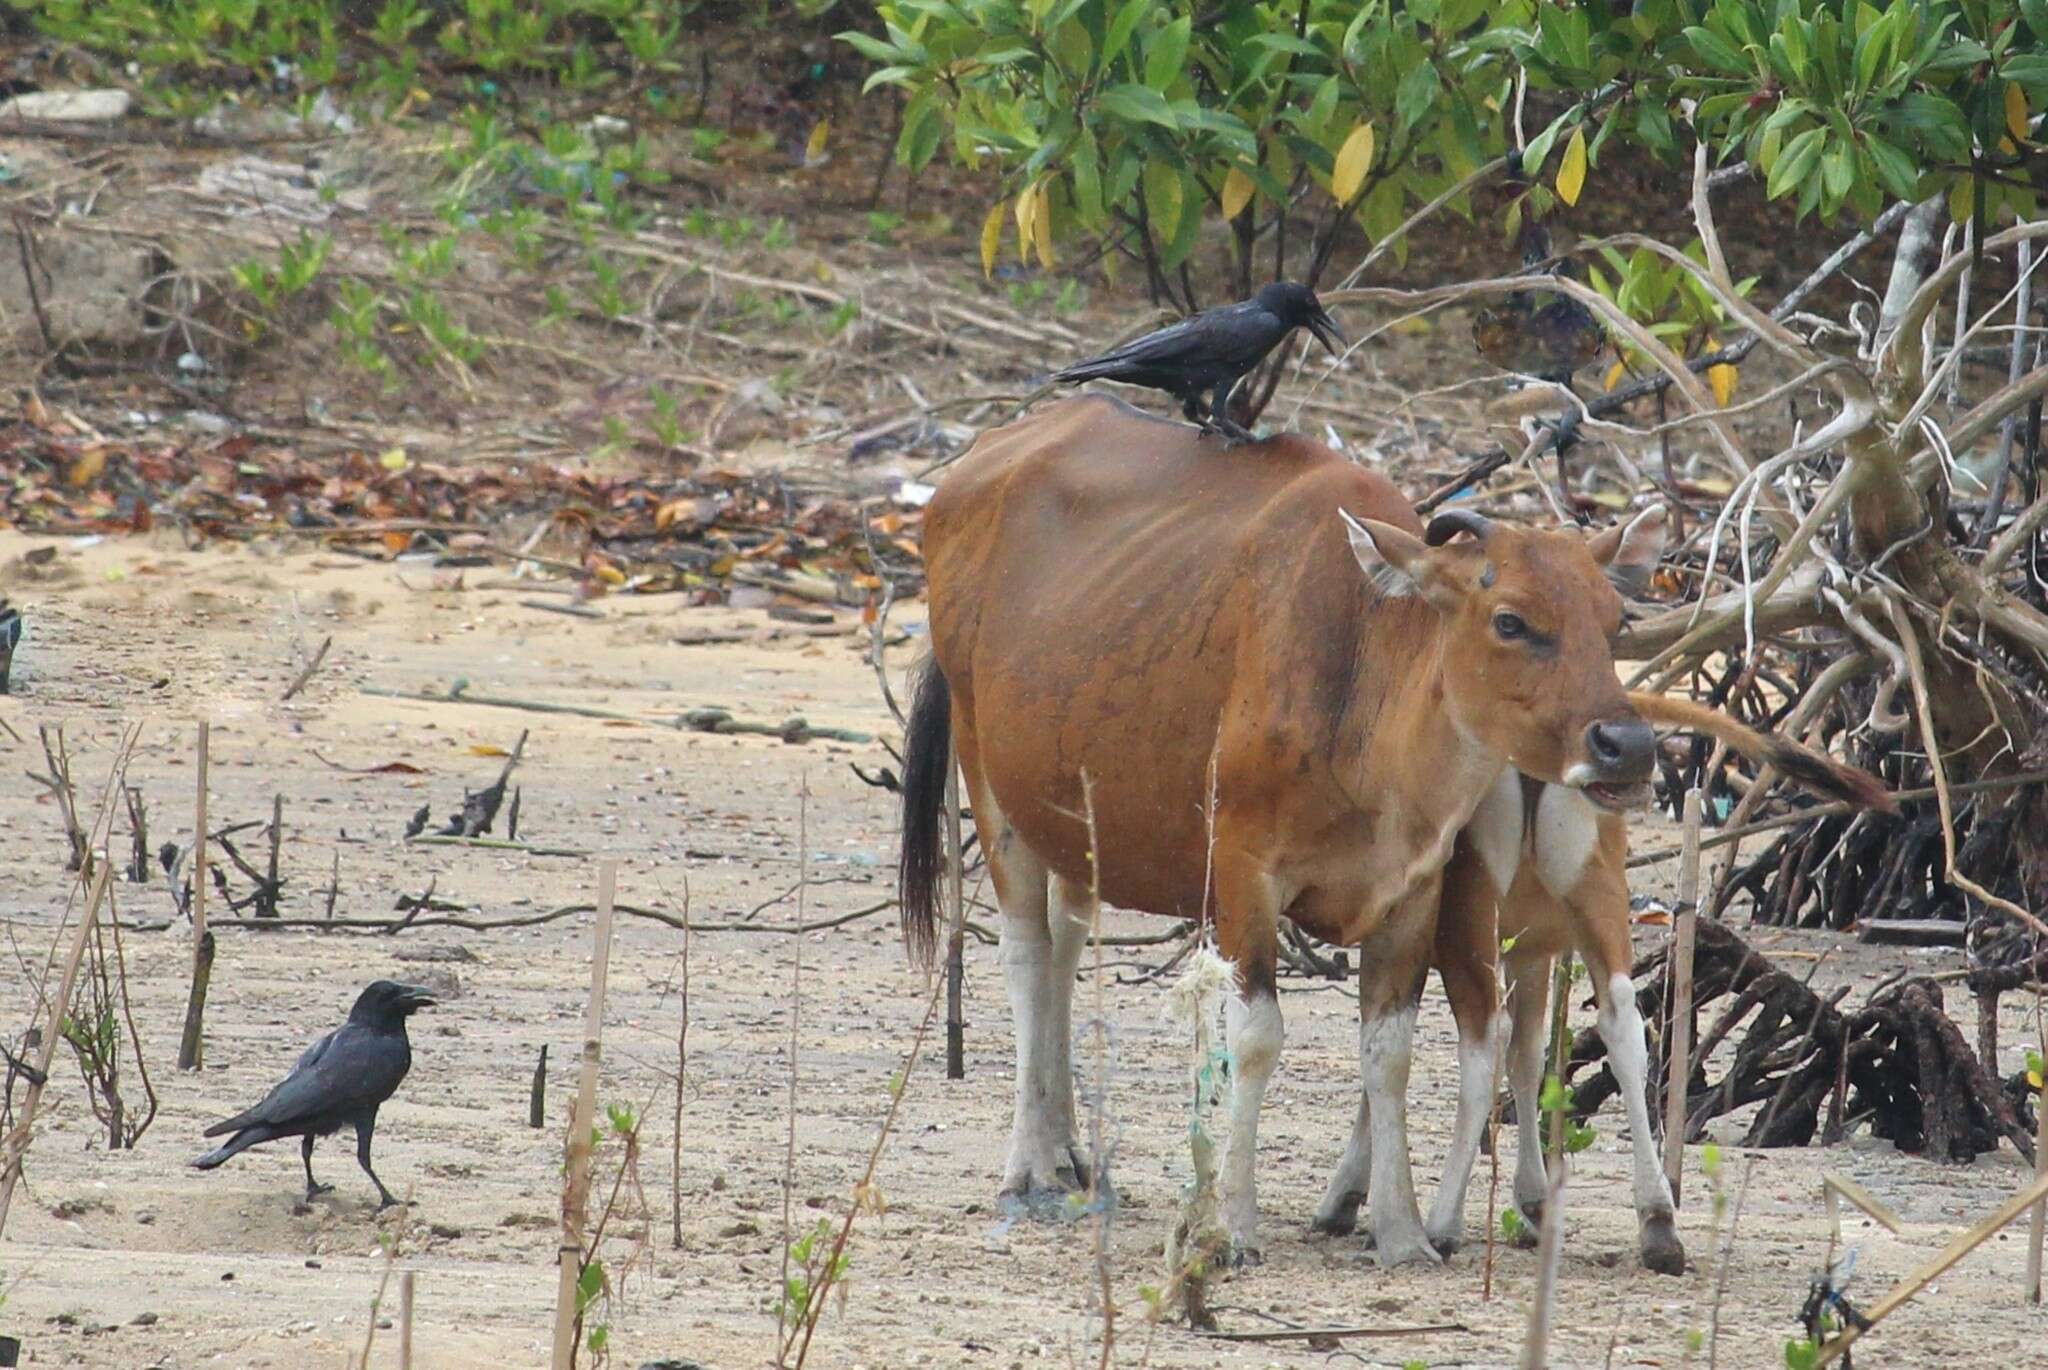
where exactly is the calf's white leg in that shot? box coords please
[1594,966,1684,1273]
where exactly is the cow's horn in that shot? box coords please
[1423,509,1494,546]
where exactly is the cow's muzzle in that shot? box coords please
[1568,717,1656,811]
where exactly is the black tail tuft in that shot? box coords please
[1762,737,1900,814]
[897,655,953,969]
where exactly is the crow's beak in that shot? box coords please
[1308,309,1346,357]
[397,985,438,1011]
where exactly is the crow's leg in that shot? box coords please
[301,1134,332,1199]
[1206,382,1255,444]
[355,1119,401,1209]
[1536,386,1585,507]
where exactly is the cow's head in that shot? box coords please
[1340,504,1667,810]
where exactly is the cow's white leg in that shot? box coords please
[986,806,1079,1206]
[1311,1072,1371,1235]
[1595,968,1685,1274]
[1042,872,1094,1184]
[1505,951,1553,1228]
[1426,1006,1506,1252]
[1220,988,1284,1262]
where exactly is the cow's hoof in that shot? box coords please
[1227,1238,1264,1269]
[1372,1227,1444,1269]
[1507,1207,1541,1249]
[1641,1213,1686,1275]
[1427,1228,1463,1258]
[1310,1195,1363,1237]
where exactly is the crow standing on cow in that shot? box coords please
[192,979,435,1208]
[1052,281,1346,443]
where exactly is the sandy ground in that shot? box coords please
[2,526,2046,1370]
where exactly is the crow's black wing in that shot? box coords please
[1054,302,1274,381]
[203,1024,409,1136]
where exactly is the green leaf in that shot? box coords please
[1685,26,1749,76]
[1766,126,1824,199]
[1070,125,1103,227]
[1143,158,1183,245]
[838,31,906,66]
[1395,60,1442,134]
[1145,15,1191,91]
[1101,0,1148,70]
[896,94,945,171]
[1051,17,1093,79]
[2025,0,2048,43]
[1095,82,1177,127]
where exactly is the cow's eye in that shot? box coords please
[1494,611,1528,641]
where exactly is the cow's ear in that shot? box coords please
[1589,504,1666,597]
[1341,510,1466,609]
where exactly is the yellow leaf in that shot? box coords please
[2008,83,2029,143]
[1603,360,1626,392]
[1556,126,1588,207]
[379,447,409,471]
[980,198,1005,279]
[1708,362,1738,406]
[469,744,510,757]
[805,118,830,165]
[1221,166,1256,221]
[594,563,627,586]
[1948,174,1975,224]
[66,447,107,488]
[1331,122,1376,204]
[2030,1067,2045,1089]
[1013,184,1037,266]
[1030,184,1055,270]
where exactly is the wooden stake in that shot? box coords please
[1662,788,1703,1206]
[177,722,212,1071]
[551,859,617,1370]
[1518,1163,1567,1370]
[0,861,112,1237]
[399,1270,415,1370]
[529,1044,548,1129]
[1819,1166,2048,1364]
[263,792,283,918]
[943,734,965,1080]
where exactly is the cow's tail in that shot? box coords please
[1627,691,1897,813]
[898,656,954,968]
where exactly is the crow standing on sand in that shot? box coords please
[1052,281,1345,442]
[192,980,435,1208]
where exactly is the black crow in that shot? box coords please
[1052,281,1345,442]
[1471,222,1606,388]
[1472,222,1607,456]
[193,979,435,1208]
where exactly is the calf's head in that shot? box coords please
[1341,504,1666,810]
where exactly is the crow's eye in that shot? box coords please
[1494,610,1528,641]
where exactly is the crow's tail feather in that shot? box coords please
[192,1126,274,1170]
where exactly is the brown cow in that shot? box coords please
[896,395,1667,1266]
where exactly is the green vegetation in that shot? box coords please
[833,0,2048,303]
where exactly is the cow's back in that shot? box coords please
[924,395,1426,914]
